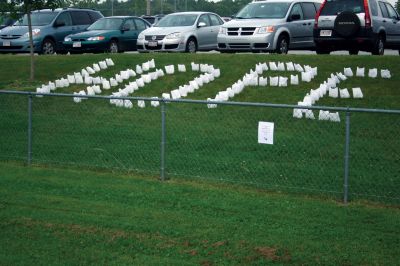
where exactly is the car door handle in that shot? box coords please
[383,20,387,23]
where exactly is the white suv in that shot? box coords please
[218,0,322,54]
[314,0,400,55]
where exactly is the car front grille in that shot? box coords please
[71,38,87,42]
[227,27,256,36]
[228,43,251,49]
[0,35,22,39]
[145,44,162,50]
[145,35,165,41]
[0,46,23,49]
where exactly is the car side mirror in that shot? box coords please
[197,22,207,28]
[54,21,65,27]
[290,14,301,21]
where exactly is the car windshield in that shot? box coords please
[235,2,291,19]
[155,14,197,27]
[320,0,365,15]
[88,18,124,30]
[15,12,57,26]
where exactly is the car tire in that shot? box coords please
[315,46,330,55]
[109,40,119,53]
[371,35,384,55]
[349,49,359,55]
[185,37,197,53]
[275,35,289,54]
[40,38,56,55]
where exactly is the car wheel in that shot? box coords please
[109,40,119,53]
[315,46,330,55]
[371,35,384,55]
[40,38,56,55]
[275,35,289,54]
[185,38,197,53]
[349,49,359,55]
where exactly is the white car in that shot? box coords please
[218,0,322,54]
[137,12,224,53]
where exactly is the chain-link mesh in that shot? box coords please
[0,94,28,162]
[31,95,160,175]
[349,112,400,204]
[166,103,345,199]
[0,92,399,204]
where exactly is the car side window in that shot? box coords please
[123,19,135,30]
[89,11,102,23]
[289,3,304,20]
[209,14,223,26]
[314,2,321,11]
[369,0,379,16]
[378,2,389,18]
[71,11,92,26]
[134,19,148,30]
[55,12,72,26]
[301,2,317,20]
[198,15,211,27]
[385,3,399,19]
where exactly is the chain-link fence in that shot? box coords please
[1,90,399,205]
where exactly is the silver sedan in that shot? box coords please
[137,12,224,53]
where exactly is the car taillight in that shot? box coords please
[314,0,327,29]
[364,0,371,28]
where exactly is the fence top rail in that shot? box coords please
[1,90,400,115]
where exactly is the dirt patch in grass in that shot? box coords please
[253,246,292,262]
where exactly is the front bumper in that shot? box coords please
[137,38,186,52]
[217,33,274,52]
[63,41,109,53]
[0,38,41,53]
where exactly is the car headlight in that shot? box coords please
[64,37,72,42]
[219,27,227,35]
[22,28,41,38]
[138,33,144,40]
[165,32,181,39]
[257,26,275,34]
[87,36,105,41]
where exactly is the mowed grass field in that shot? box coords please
[0,53,399,264]
[0,53,399,203]
[1,162,400,265]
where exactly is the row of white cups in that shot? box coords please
[207,61,318,108]
[294,67,391,122]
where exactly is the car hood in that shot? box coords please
[0,26,29,35]
[141,26,193,36]
[68,30,120,38]
[222,19,283,27]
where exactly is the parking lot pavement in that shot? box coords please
[288,49,399,55]
[8,49,399,56]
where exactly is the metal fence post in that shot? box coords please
[343,109,351,204]
[27,94,33,165]
[160,100,166,181]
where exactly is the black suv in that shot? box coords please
[0,8,103,54]
[313,0,400,55]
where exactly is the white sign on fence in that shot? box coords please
[258,122,274,145]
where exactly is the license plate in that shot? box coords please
[2,41,11,46]
[148,41,158,47]
[320,30,332,37]
[73,42,81,48]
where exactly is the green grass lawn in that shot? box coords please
[0,162,399,265]
[0,53,399,204]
